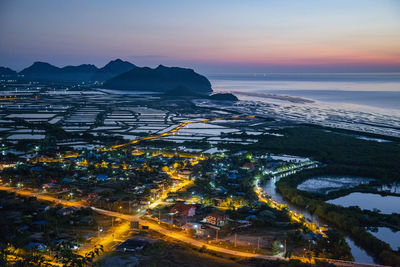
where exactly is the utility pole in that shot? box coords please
[257,237,260,251]
[234,233,237,247]
[284,239,287,255]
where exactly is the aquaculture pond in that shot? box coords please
[368,227,400,251]
[297,176,373,195]
[327,192,400,214]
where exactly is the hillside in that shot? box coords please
[102,65,212,94]
[19,59,136,82]
[0,67,17,76]
[91,59,137,81]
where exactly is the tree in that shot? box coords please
[53,242,103,267]
[0,245,50,266]
[271,240,283,255]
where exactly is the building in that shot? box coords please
[182,222,205,236]
[114,239,149,252]
[205,212,227,226]
[170,202,196,217]
[56,206,78,216]
[241,162,255,170]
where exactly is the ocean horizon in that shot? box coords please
[209,73,400,112]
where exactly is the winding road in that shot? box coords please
[0,115,387,266]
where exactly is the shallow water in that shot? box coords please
[368,227,400,251]
[297,176,373,195]
[208,73,400,138]
[327,192,400,214]
[263,176,376,263]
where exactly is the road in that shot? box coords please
[0,116,387,266]
[0,185,279,260]
[0,186,385,267]
[254,185,327,237]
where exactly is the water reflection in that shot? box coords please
[368,227,400,251]
[262,176,375,263]
[327,192,400,214]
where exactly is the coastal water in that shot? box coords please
[209,73,400,111]
[209,73,400,138]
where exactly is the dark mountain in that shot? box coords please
[102,65,212,94]
[61,64,98,80]
[0,67,17,76]
[62,64,98,73]
[20,62,97,81]
[19,59,137,82]
[20,62,60,75]
[92,59,137,81]
[209,93,238,101]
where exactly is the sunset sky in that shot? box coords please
[1,0,399,73]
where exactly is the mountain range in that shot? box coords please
[0,67,17,77]
[17,59,136,82]
[1,59,214,95]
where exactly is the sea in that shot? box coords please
[208,73,400,137]
[208,73,400,263]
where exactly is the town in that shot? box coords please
[0,78,358,266]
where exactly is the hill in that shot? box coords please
[209,93,238,101]
[0,67,17,77]
[102,65,212,94]
[19,59,136,82]
[20,62,97,81]
[92,59,137,81]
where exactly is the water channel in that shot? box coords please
[262,176,376,264]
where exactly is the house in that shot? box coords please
[57,206,78,216]
[96,174,109,181]
[205,212,227,226]
[42,183,57,192]
[170,202,196,217]
[79,216,94,225]
[182,222,205,236]
[0,161,16,170]
[26,242,47,251]
[62,177,74,183]
[178,169,191,179]
[241,162,255,170]
[114,239,149,252]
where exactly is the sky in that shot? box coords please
[0,0,399,73]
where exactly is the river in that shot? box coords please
[262,176,376,264]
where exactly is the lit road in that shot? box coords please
[0,114,386,266]
[105,115,257,151]
[0,185,273,259]
[89,207,281,260]
[254,185,327,237]
[0,186,384,266]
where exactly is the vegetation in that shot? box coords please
[276,174,400,265]
[239,125,400,182]
[0,244,103,267]
[222,125,400,265]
